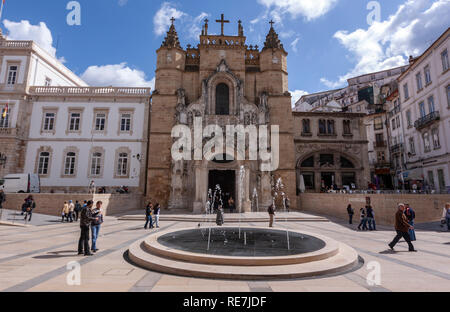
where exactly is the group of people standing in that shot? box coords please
[346,204,377,231]
[144,202,161,229]
[78,200,104,256]
[61,200,84,223]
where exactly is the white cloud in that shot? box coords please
[118,0,128,6]
[80,63,154,88]
[257,0,338,21]
[290,89,309,107]
[188,12,210,39]
[321,0,450,88]
[3,20,56,57]
[153,2,187,36]
[290,37,300,53]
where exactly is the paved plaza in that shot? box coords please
[0,209,449,292]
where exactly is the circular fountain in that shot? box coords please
[128,226,359,280]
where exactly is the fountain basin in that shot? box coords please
[128,226,360,280]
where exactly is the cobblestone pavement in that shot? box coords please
[0,210,449,292]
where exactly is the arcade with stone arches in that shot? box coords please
[296,150,366,193]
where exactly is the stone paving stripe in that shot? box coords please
[0,222,164,264]
[2,222,177,292]
[344,273,391,292]
[129,271,163,292]
[298,223,450,281]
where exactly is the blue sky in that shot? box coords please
[2,0,449,104]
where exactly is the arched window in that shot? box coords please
[340,157,355,168]
[215,83,230,115]
[301,156,315,168]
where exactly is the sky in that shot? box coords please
[1,0,449,105]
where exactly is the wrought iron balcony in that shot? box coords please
[375,140,387,148]
[390,143,404,153]
[414,111,440,130]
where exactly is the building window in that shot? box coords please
[343,120,352,135]
[0,105,10,128]
[419,102,426,118]
[69,112,81,132]
[44,77,52,86]
[432,128,440,149]
[320,154,334,166]
[117,153,129,177]
[340,157,355,168]
[423,132,431,152]
[424,66,432,85]
[318,119,326,134]
[409,137,416,155]
[37,152,50,175]
[447,85,450,107]
[406,110,412,127]
[215,83,230,115]
[64,152,77,176]
[391,119,396,130]
[43,112,56,131]
[416,73,423,91]
[95,113,106,131]
[120,113,132,132]
[403,84,409,100]
[327,120,335,134]
[377,151,386,162]
[374,117,383,130]
[356,105,361,112]
[90,152,102,176]
[396,116,400,129]
[437,169,446,191]
[7,65,18,85]
[427,171,435,188]
[301,157,314,168]
[375,133,385,147]
[427,96,435,113]
[442,49,449,72]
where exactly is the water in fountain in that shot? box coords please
[252,187,259,213]
[207,184,223,251]
[274,177,290,250]
[238,166,245,239]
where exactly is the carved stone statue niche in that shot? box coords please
[175,88,187,124]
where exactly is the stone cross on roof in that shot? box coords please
[171,17,176,25]
[269,20,275,27]
[216,14,230,36]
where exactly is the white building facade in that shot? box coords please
[398,28,450,193]
[24,87,151,193]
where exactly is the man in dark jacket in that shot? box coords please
[78,201,98,256]
[389,203,416,252]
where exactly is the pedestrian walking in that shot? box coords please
[144,202,154,229]
[153,203,161,228]
[62,202,69,222]
[68,200,75,223]
[74,201,82,222]
[284,197,290,212]
[442,203,450,231]
[268,204,275,228]
[358,207,368,231]
[347,204,354,224]
[0,189,5,219]
[78,201,98,256]
[24,196,35,222]
[366,205,376,231]
[91,201,104,253]
[404,204,416,241]
[388,203,416,252]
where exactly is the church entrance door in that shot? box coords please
[208,170,236,213]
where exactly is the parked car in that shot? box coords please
[1,174,40,193]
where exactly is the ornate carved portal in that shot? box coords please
[169,60,271,211]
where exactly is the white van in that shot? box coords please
[1,174,40,193]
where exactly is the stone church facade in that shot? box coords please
[147,18,298,212]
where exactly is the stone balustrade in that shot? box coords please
[29,86,151,97]
[0,40,33,48]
